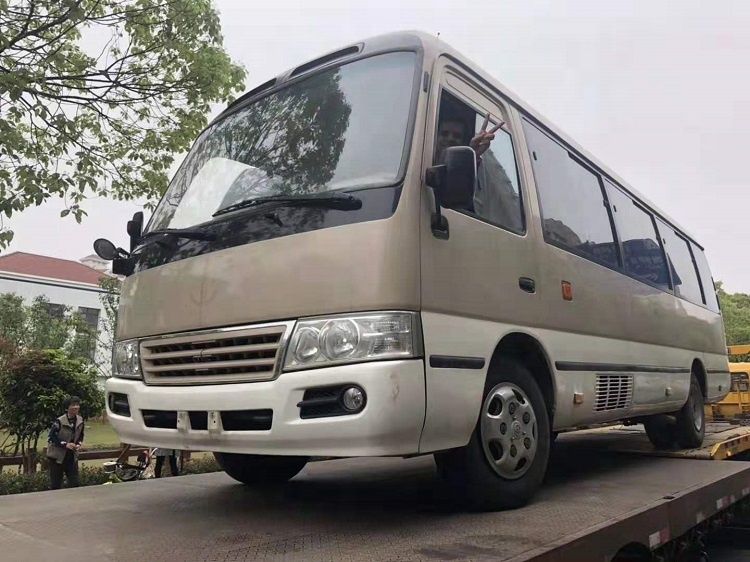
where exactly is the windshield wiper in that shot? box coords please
[137,227,216,248]
[212,192,362,217]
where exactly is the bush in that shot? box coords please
[0,348,104,465]
[0,465,110,495]
[181,455,221,475]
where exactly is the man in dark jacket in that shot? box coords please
[47,396,85,489]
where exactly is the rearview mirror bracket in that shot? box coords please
[425,164,449,239]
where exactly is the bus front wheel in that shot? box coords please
[214,453,308,485]
[434,357,551,511]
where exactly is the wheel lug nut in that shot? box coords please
[523,412,530,424]
[510,445,517,457]
[524,438,531,449]
[509,402,517,415]
[500,423,507,435]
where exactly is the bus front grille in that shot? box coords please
[139,323,290,385]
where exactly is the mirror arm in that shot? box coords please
[425,165,450,240]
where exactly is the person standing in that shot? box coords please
[47,396,85,490]
[154,448,179,478]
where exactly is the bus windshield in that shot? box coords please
[147,51,417,232]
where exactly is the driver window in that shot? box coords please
[434,91,524,234]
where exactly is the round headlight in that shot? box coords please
[293,327,321,363]
[320,319,360,360]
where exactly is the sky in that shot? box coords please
[5,0,750,292]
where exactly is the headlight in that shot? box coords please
[284,312,420,371]
[112,339,142,379]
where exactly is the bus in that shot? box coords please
[98,31,730,510]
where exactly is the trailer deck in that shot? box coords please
[2,426,750,562]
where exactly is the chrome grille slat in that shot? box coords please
[594,374,634,412]
[147,358,276,373]
[140,323,290,385]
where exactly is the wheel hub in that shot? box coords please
[481,382,538,479]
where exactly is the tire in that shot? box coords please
[674,374,705,449]
[434,357,551,511]
[644,415,676,450]
[114,464,141,482]
[214,453,308,485]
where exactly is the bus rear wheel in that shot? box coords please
[214,453,308,485]
[644,415,676,450]
[674,374,705,449]
[434,357,550,511]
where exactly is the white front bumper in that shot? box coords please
[106,359,426,457]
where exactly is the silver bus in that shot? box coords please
[99,32,730,509]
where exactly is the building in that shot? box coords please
[0,251,113,381]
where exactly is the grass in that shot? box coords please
[1,419,122,454]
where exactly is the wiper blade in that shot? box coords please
[212,193,362,217]
[140,227,216,242]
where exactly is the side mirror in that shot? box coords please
[126,211,144,253]
[93,238,118,261]
[429,146,477,208]
[425,146,477,238]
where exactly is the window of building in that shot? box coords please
[44,303,66,320]
[77,307,100,361]
[656,220,703,305]
[690,243,720,312]
[605,181,670,290]
[522,120,618,267]
[435,91,524,233]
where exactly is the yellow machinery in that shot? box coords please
[706,344,750,422]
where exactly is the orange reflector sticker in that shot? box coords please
[561,281,573,301]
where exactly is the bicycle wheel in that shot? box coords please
[114,463,142,482]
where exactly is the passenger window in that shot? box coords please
[656,219,703,305]
[690,243,720,312]
[435,91,524,233]
[522,120,618,267]
[605,182,670,290]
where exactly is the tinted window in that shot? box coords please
[523,121,617,266]
[691,243,720,312]
[656,219,703,305]
[605,181,670,289]
[472,114,524,232]
[434,92,523,233]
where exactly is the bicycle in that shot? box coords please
[103,445,185,481]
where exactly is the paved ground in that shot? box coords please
[1,437,749,562]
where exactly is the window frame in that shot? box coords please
[522,114,720,311]
[606,180,674,293]
[524,120,621,271]
[433,84,527,236]
[654,218,705,306]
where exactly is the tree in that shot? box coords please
[0,0,246,247]
[92,275,120,378]
[0,293,89,355]
[717,284,750,348]
[0,349,103,472]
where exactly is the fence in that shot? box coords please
[0,446,149,472]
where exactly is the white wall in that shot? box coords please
[0,273,112,379]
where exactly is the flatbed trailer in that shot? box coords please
[1,424,749,562]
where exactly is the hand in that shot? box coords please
[470,114,505,158]
[65,442,76,450]
[75,444,83,451]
